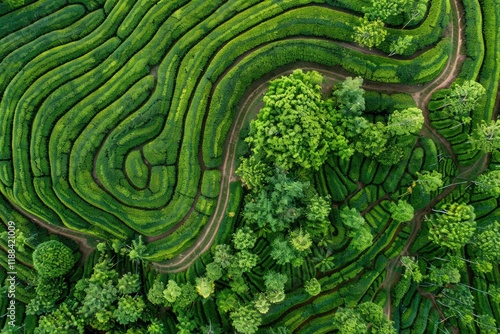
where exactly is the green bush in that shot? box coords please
[33,240,75,278]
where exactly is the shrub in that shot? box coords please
[33,240,75,278]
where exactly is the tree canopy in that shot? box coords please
[428,203,476,250]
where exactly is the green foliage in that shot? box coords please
[288,228,313,252]
[428,203,476,250]
[333,302,395,333]
[147,279,166,306]
[34,303,84,334]
[387,108,424,136]
[263,271,288,292]
[241,69,338,171]
[232,226,257,250]
[253,293,271,314]
[195,277,215,299]
[353,18,387,49]
[217,289,239,313]
[113,295,145,325]
[304,278,321,296]
[212,244,234,269]
[415,170,443,192]
[472,221,500,262]
[389,36,413,56]
[205,262,223,281]
[333,77,365,117]
[173,283,198,310]
[341,207,373,251]
[428,256,462,285]
[117,273,140,295]
[270,237,297,265]
[389,200,414,222]
[400,256,424,283]
[469,120,500,152]
[230,304,262,334]
[438,285,475,325]
[33,240,75,278]
[243,170,307,233]
[440,80,485,123]
[163,279,182,304]
[364,0,410,21]
[476,170,500,196]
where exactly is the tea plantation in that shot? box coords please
[0,0,499,332]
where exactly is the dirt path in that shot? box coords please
[10,200,94,262]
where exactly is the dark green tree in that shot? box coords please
[415,170,443,193]
[33,240,75,278]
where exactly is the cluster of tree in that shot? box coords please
[31,238,167,333]
[333,301,396,333]
[238,71,425,192]
[354,0,426,53]
[427,203,500,272]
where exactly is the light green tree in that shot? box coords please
[253,293,271,314]
[415,170,443,192]
[288,229,312,252]
[389,35,413,56]
[400,256,424,283]
[164,279,182,303]
[428,203,476,250]
[195,277,215,299]
[476,170,500,197]
[232,226,257,250]
[440,81,485,123]
[304,278,321,296]
[230,304,262,334]
[389,200,414,223]
[113,295,145,325]
[387,107,424,136]
[468,120,500,152]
